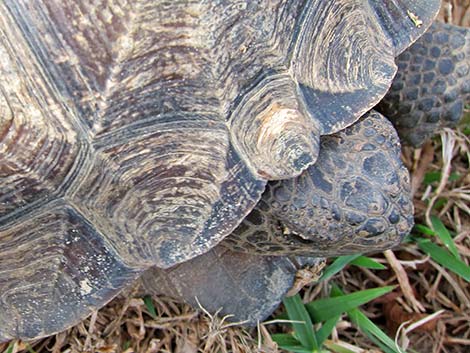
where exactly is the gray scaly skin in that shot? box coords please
[380,22,470,146]
[141,247,324,324]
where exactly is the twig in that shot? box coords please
[384,250,425,312]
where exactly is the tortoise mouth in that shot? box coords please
[277,209,413,257]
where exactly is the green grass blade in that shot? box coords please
[143,295,157,319]
[271,333,302,347]
[417,239,470,281]
[314,285,347,347]
[271,334,317,353]
[123,340,131,350]
[350,256,386,270]
[275,345,317,353]
[430,216,460,259]
[283,294,319,350]
[432,198,447,210]
[449,173,461,182]
[5,342,14,353]
[322,341,360,353]
[413,224,435,236]
[348,309,399,353]
[25,344,37,353]
[423,171,441,185]
[320,255,361,282]
[330,286,399,353]
[306,286,395,323]
[316,314,341,346]
[277,345,316,353]
[423,171,460,185]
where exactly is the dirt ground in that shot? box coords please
[1,1,469,352]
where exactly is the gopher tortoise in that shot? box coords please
[1,0,469,341]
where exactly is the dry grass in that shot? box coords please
[3,120,468,352]
[1,2,470,353]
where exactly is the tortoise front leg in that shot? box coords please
[141,246,324,325]
[379,22,470,146]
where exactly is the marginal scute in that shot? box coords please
[0,203,139,341]
[368,0,441,54]
[230,73,320,180]
[291,0,397,134]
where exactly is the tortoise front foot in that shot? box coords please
[141,246,324,325]
[379,22,470,146]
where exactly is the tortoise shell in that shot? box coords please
[0,0,439,341]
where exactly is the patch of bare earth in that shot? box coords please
[1,1,469,352]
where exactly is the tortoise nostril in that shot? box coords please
[369,203,381,213]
